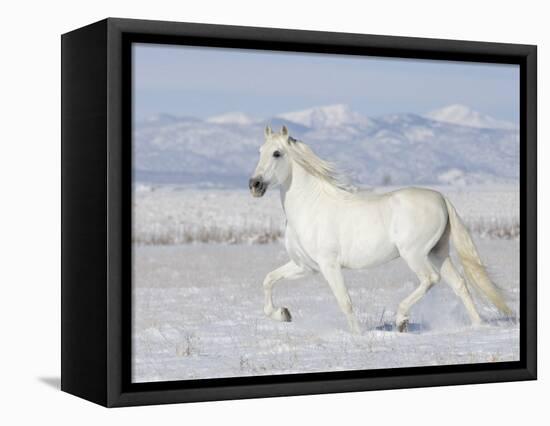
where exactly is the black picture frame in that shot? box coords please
[61,17,537,407]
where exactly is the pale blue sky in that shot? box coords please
[133,43,519,123]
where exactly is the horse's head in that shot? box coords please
[249,125,294,197]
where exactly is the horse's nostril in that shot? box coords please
[249,178,262,190]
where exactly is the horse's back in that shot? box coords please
[387,187,446,207]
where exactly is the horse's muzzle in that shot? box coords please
[249,176,267,197]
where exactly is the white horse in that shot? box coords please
[249,125,511,333]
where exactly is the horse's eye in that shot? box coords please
[273,150,281,158]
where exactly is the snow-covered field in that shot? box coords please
[133,185,519,245]
[132,239,519,383]
[132,185,520,383]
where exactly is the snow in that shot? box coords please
[425,104,517,130]
[438,168,467,186]
[132,239,519,383]
[132,185,520,383]
[132,185,519,245]
[277,104,372,128]
[206,112,258,125]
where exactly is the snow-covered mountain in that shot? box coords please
[425,104,516,130]
[277,104,372,128]
[205,112,258,126]
[134,104,519,188]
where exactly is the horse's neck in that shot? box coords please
[280,163,330,224]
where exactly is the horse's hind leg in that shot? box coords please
[263,261,309,322]
[318,261,361,335]
[396,255,440,332]
[429,228,482,326]
[440,257,482,325]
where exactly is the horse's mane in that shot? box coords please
[286,138,357,193]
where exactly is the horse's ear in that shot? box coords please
[264,125,272,137]
[281,125,289,137]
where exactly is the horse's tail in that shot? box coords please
[444,197,512,315]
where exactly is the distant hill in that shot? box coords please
[133,104,519,188]
[425,104,517,130]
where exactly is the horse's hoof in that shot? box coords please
[397,319,409,332]
[279,307,292,322]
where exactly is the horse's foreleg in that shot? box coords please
[319,262,361,335]
[262,261,308,322]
